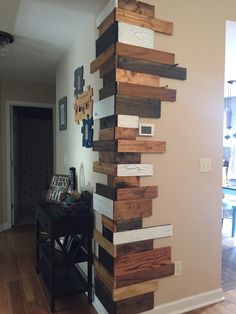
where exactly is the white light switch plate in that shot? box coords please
[200,158,212,173]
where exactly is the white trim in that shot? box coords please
[93,193,114,219]
[93,96,115,120]
[143,288,224,314]
[0,223,11,232]
[5,100,55,227]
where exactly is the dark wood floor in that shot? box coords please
[0,225,97,314]
[1,221,236,314]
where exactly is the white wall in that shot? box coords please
[55,0,236,310]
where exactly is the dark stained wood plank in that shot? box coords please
[118,0,155,18]
[99,127,137,140]
[102,215,143,232]
[96,183,158,201]
[118,56,187,80]
[100,114,118,129]
[100,55,117,77]
[117,139,166,153]
[116,239,153,256]
[99,152,141,164]
[103,225,114,242]
[96,22,118,57]
[116,42,175,65]
[93,140,117,152]
[95,278,154,314]
[99,85,117,100]
[118,82,176,102]
[107,176,140,187]
[116,94,161,118]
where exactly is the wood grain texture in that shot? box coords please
[115,94,161,118]
[93,140,117,152]
[94,161,117,176]
[102,215,143,232]
[99,152,141,164]
[115,68,160,87]
[118,0,155,18]
[118,82,176,102]
[114,247,171,276]
[117,139,166,153]
[116,42,175,65]
[96,183,158,201]
[90,44,115,73]
[99,127,137,140]
[116,8,173,35]
[94,162,152,177]
[100,55,117,77]
[99,8,116,36]
[114,199,152,220]
[96,22,118,57]
[107,175,140,187]
[95,278,154,314]
[93,229,117,257]
[93,255,115,290]
[118,56,187,80]
[116,239,153,256]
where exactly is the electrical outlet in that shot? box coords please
[174,260,182,276]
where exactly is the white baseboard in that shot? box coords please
[0,223,11,232]
[93,288,224,314]
[143,288,224,314]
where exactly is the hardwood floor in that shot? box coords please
[0,225,97,314]
[1,222,236,314]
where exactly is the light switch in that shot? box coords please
[200,158,212,173]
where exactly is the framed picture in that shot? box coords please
[59,96,67,131]
[74,66,85,96]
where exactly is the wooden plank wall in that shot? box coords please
[90,0,186,312]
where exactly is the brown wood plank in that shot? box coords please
[99,9,115,36]
[93,229,117,257]
[102,215,143,233]
[116,239,153,256]
[115,264,175,288]
[116,68,160,87]
[99,152,141,164]
[100,55,117,77]
[99,127,137,140]
[93,140,116,152]
[116,8,173,35]
[93,255,115,290]
[117,140,166,153]
[116,42,175,65]
[95,277,154,314]
[118,0,155,18]
[107,176,140,187]
[94,161,117,176]
[97,184,158,201]
[118,82,176,102]
[91,44,115,74]
[114,199,152,220]
[96,22,117,57]
[114,247,171,276]
[115,94,161,119]
[100,85,117,100]
[118,56,187,80]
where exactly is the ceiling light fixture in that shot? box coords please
[0,31,14,58]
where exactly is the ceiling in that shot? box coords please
[0,0,107,83]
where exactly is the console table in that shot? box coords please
[35,201,93,312]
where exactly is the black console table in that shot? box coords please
[36,201,93,312]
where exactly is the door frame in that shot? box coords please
[5,100,55,228]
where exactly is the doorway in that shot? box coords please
[11,106,53,226]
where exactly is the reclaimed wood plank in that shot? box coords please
[99,152,141,164]
[96,0,117,28]
[107,175,140,187]
[93,140,117,152]
[93,193,114,219]
[94,255,115,290]
[100,85,117,100]
[95,278,154,314]
[93,229,117,257]
[117,140,166,153]
[98,9,116,36]
[118,82,176,102]
[102,215,143,232]
[99,127,137,140]
[96,183,158,201]
[96,22,118,57]
[118,0,155,18]
[116,42,175,65]
[90,44,115,74]
[115,68,160,87]
[116,94,161,118]
[100,55,117,77]
[100,114,139,129]
[93,161,117,176]
[118,56,187,80]
[117,164,153,177]
[116,239,153,256]
[116,8,173,35]
[113,224,173,245]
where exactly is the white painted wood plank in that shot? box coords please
[93,95,115,120]
[96,0,117,28]
[117,164,153,176]
[118,22,154,49]
[93,192,114,219]
[117,115,139,128]
[113,225,173,245]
